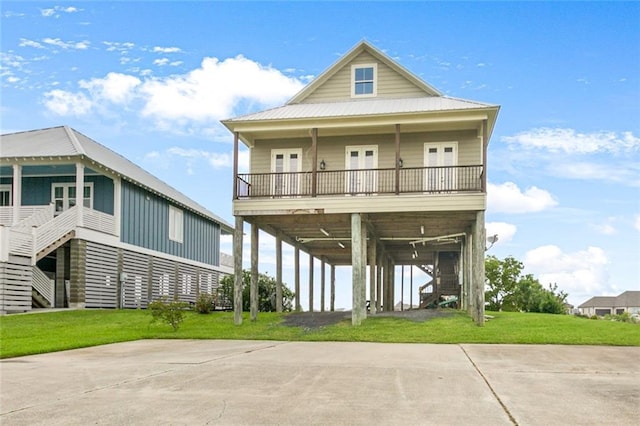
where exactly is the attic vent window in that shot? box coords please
[351,64,377,97]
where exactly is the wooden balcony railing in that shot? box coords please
[235,165,484,199]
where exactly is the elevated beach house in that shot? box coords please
[0,126,233,314]
[222,41,499,325]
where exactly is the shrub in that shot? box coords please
[148,297,190,331]
[194,292,215,314]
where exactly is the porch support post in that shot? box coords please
[320,258,326,312]
[330,264,335,312]
[395,124,401,195]
[376,257,382,313]
[233,132,239,199]
[308,254,314,312]
[351,213,367,325]
[294,247,301,311]
[466,232,473,316]
[369,239,377,314]
[11,164,21,225]
[472,211,486,325]
[233,216,244,325]
[482,120,488,192]
[382,258,389,311]
[390,261,395,311]
[401,264,404,311]
[250,223,259,321]
[275,234,283,312]
[75,163,84,227]
[311,127,318,197]
[410,265,413,309]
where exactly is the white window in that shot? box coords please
[51,183,93,214]
[169,205,184,243]
[0,184,11,206]
[351,63,377,97]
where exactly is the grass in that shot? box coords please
[0,309,638,359]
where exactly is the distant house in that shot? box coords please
[578,291,640,316]
[222,41,499,325]
[0,126,233,314]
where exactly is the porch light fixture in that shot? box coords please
[398,158,404,168]
[338,242,345,249]
[420,225,424,235]
[320,227,330,237]
[319,159,326,170]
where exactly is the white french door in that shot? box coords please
[52,183,93,214]
[271,149,302,197]
[424,142,458,192]
[345,145,378,194]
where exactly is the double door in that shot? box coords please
[424,142,457,192]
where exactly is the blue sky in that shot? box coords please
[1,1,638,309]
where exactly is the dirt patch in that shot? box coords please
[282,309,454,329]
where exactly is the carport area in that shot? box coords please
[1,340,638,425]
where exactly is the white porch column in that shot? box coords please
[294,247,301,312]
[308,255,314,312]
[12,164,22,225]
[330,264,335,312]
[75,162,84,227]
[351,213,367,325]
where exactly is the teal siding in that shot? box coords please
[120,181,220,266]
[19,175,114,214]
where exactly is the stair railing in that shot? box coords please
[34,206,78,255]
[32,265,54,307]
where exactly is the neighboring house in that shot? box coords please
[578,291,640,316]
[0,126,233,314]
[222,41,500,325]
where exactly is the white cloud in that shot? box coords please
[78,72,141,104]
[40,54,304,135]
[145,147,249,174]
[485,222,517,245]
[42,90,92,115]
[153,58,170,66]
[140,55,304,122]
[43,38,90,50]
[524,245,610,303]
[634,215,640,232]
[487,182,557,214]
[153,46,182,53]
[41,6,79,17]
[552,161,640,187]
[502,128,640,154]
[19,38,45,49]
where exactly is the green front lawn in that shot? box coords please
[0,309,638,359]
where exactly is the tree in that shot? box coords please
[485,255,523,311]
[219,270,295,312]
[485,256,568,314]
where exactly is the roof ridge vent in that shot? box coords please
[63,125,86,156]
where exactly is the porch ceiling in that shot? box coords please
[246,211,477,266]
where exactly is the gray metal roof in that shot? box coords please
[578,291,640,308]
[1,126,233,233]
[226,96,497,123]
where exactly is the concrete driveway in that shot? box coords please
[1,340,638,425]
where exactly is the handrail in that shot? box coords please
[34,206,78,254]
[32,265,54,307]
[14,204,55,228]
[236,165,484,199]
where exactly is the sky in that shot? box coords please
[1,1,638,310]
